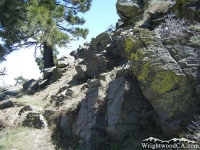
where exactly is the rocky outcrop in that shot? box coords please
[122,28,200,137]
[2,0,199,148]
[52,1,200,145]
[72,68,152,143]
[70,32,112,62]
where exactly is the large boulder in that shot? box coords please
[124,28,200,137]
[86,55,109,77]
[116,1,143,20]
[23,79,38,95]
[116,1,143,26]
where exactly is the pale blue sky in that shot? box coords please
[0,0,119,86]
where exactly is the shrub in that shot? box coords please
[106,24,116,33]
[190,35,200,46]
[188,25,200,32]
[186,116,200,143]
[156,13,188,40]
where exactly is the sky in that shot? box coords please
[0,0,119,86]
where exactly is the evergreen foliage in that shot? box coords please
[0,0,92,68]
[14,75,28,85]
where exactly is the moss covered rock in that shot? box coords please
[124,28,199,137]
[116,2,143,20]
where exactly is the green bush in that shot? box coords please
[190,35,200,46]
[188,25,200,32]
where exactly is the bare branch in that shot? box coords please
[0,67,6,76]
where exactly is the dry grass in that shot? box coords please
[0,127,54,150]
[0,66,80,150]
[10,95,48,108]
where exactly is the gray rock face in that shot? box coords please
[60,115,71,136]
[75,65,87,79]
[49,68,64,83]
[74,68,151,143]
[75,79,108,143]
[106,70,151,138]
[107,77,125,127]
[86,55,109,77]
[57,55,75,68]
[23,79,38,95]
[165,45,200,100]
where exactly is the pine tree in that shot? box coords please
[0,0,92,68]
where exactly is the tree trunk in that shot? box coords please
[43,42,55,68]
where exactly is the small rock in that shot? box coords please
[18,105,44,115]
[21,112,47,129]
[43,110,56,121]
[58,84,70,93]
[38,79,49,89]
[61,88,75,96]
[57,55,75,68]
[0,101,13,109]
[43,66,56,80]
